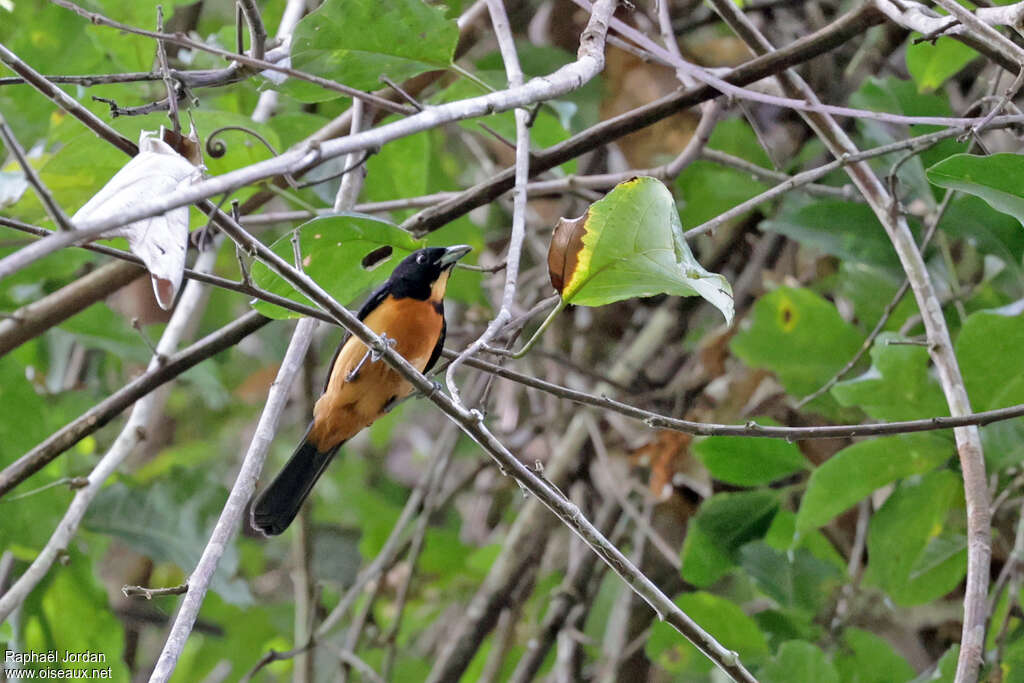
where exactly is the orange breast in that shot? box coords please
[308,296,443,451]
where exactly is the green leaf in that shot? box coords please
[761,198,902,269]
[676,118,770,227]
[832,333,949,421]
[250,215,421,318]
[693,490,779,562]
[552,176,734,322]
[284,0,458,102]
[940,196,1024,277]
[850,77,959,207]
[693,418,809,486]
[927,153,1024,226]
[796,433,952,533]
[956,305,1024,470]
[739,543,842,613]
[680,519,734,587]
[906,36,978,93]
[835,628,915,683]
[864,470,966,605]
[957,305,1024,410]
[760,641,839,683]
[646,592,770,674]
[764,509,846,571]
[84,477,252,605]
[836,262,918,332]
[730,287,864,402]
[754,611,824,651]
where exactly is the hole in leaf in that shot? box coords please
[362,245,393,270]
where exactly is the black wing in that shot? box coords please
[423,313,446,375]
[321,281,393,393]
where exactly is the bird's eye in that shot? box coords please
[416,253,427,264]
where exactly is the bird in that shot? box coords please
[251,244,472,536]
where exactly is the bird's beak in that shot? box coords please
[439,244,473,268]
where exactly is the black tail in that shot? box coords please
[252,428,342,536]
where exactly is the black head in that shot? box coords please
[387,245,472,301]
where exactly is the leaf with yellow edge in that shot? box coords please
[547,176,733,322]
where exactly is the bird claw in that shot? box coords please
[346,334,397,382]
[371,334,397,362]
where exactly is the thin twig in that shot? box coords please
[155,6,181,134]
[0,115,73,231]
[444,0,531,407]
[122,583,189,600]
[235,0,267,62]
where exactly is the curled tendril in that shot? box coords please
[205,125,281,159]
[295,149,375,190]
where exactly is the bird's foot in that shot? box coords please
[370,334,396,362]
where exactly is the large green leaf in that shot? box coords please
[646,592,770,674]
[832,332,948,421]
[283,0,458,102]
[693,490,779,562]
[906,36,978,93]
[731,287,864,403]
[250,215,422,318]
[956,305,1024,470]
[927,153,1024,225]
[680,519,734,587]
[761,199,902,269]
[956,305,1024,410]
[760,641,838,683]
[939,196,1024,278]
[835,628,915,683]
[549,177,733,322]
[864,470,966,605]
[693,418,809,486]
[740,543,842,613]
[676,117,770,227]
[796,433,952,533]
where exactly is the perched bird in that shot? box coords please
[252,244,472,535]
